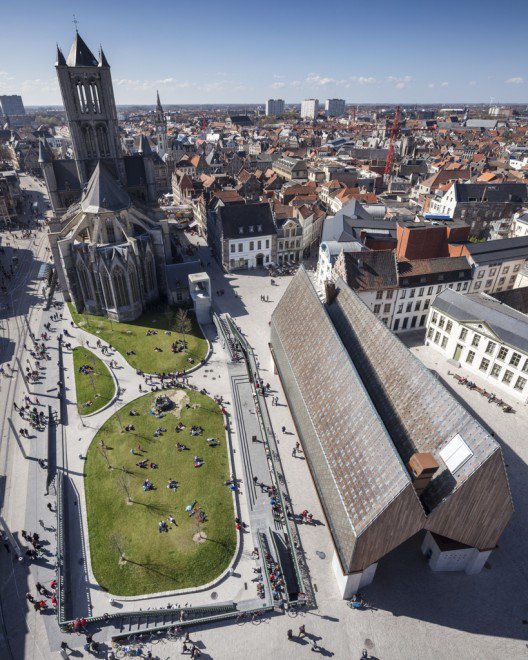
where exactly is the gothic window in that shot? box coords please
[113,266,129,307]
[145,253,156,292]
[91,83,100,113]
[100,269,114,308]
[78,263,92,301]
[83,125,97,157]
[129,264,140,303]
[76,83,87,113]
[106,219,115,243]
[97,125,110,157]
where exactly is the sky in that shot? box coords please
[1,0,527,107]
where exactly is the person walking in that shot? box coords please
[292,447,296,457]
[287,629,293,641]
[299,624,306,638]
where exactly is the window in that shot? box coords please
[437,285,442,293]
[462,282,468,290]
[485,280,493,288]
[438,316,445,329]
[112,267,129,307]
[441,336,448,349]
[249,241,254,251]
[432,312,438,324]
[460,328,468,340]
[509,276,516,284]
[466,351,475,364]
[373,304,381,314]
[382,317,388,325]
[238,243,243,252]
[414,301,421,311]
[498,277,505,286]
[474,281,481,290]
[514,376,527,391]
[456,283,461,291]
[402,318,408,329]
[427,327,434,339]
[510,352,521,367]
[406,302,412,313]
[513,264,521,272]
[502,370,513,384]
[394,319,400,331]
[477,270,484,279]
[497,347,508,361]
[376,291,383,300]
[434,331,441,344]
[419,288,424,297]
[424,300,430,310]
[266,239,269,249]
[397,304,403,314]
[420,314,426,326]
[386,290,394,299]
[479,358,490,372]
[409,289,415,298]
[401,290,406,299]
[230,244,235,253]
[238,227,243,235]
[445,320,452,333]
[257,240,261,250]
[523,359,528,373]
[248,225,254,233]
[427,286,433,295]
[383,303,391,313]
[489,268,497,276]
[257,224,262,231]
[472,334,480,347]
[502,266,509,274]
[490,364,501,378]
[485,341,496,355]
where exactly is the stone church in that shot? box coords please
[39,32,167,214]
[44,32,176,322]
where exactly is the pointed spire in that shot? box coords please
[56,45,66,66]
[98,46,110,68]
[156,90,163,112]
[66,32,98,67]
[138,134,153,155]
[38,138,52,163]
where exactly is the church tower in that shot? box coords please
[154,91,168,159]
[55,32,126,187]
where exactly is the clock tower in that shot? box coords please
[155,91,168,159]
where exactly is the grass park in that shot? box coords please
[68,304,208,374]
[84,389,236,596]
[72,347,115,415]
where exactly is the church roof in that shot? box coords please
[81,162,130,213]
[66,32,98,67]
[38,138,52,163]
[98,47,110,67]
[56,45,66,66]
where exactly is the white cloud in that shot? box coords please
[505,77,524,84]
[349,76,378,86]
[291,80,301,88]
[440,81,449,87]
[469,80,477,86]
[305,73,337,86]
[387,75,413,89]
[273,74,285,80]
[270,81,286,89]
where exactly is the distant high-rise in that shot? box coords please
[0,95,25,117]
[325,98,346,117]
[266,99,285,116]
[301,98,318,120]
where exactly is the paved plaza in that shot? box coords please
[0,179,527,659]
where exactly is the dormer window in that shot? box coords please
[239,227,244,235]
[257,224,262,232]
[249,225,254,233]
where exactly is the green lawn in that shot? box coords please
[68,304,208,374]
[84,389,236,596]
[73,347,115,415]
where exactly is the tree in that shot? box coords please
[116,470,132,504]
[110,534,127,564]
[98,441,111,469]
[174,308,192,345]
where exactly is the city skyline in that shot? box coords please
[0,0,527,107]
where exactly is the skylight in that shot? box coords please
[439,434,473,474]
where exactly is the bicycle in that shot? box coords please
[236,611,250,626]
[166,626,183,641]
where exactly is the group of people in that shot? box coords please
[158,515,177,533]
[26,580,57,611]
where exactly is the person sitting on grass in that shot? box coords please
[82,401,93,408]
[176,442,188,451]
[167,478,178,491]
[129,410,139,416]
[207,437,218,445]
[194,456,204,468]
[125,424,135,432]
[136,459,148,468]
[149,462,158,469]
[158,521,167,533]
[143,479,154,491]
[168,515,176,526]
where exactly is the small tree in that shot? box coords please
[116,470,132,504]
[98,441,111,469]
[174,308,192,346]
[110,534,126,564]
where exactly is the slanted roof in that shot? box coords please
[338,249,398,291]
[81,162,130,214]
[466,236,528,265]
[218,202,276,239]
[433,288,528,355]
[66,32,98,67]
[492,285,528,315]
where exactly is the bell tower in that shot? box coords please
[154,91,168,159]
[56,32,126,186]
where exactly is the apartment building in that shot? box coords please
[426,288,528,403]
[464,237,528,294]
[325,98,345,117]
[266,99,285,116]
[301,99,318,120]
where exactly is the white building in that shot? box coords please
[265,99,285,116]
[325,98,345,117]
[316,240,366,290]
[426,288,528,403]
[465,237,528,295]
[301,98,318,120]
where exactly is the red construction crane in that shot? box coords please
[383,105,400,177]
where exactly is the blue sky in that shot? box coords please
[1,0,527,106]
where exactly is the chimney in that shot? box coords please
[325,280,338,305]
[407,452,439,496]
